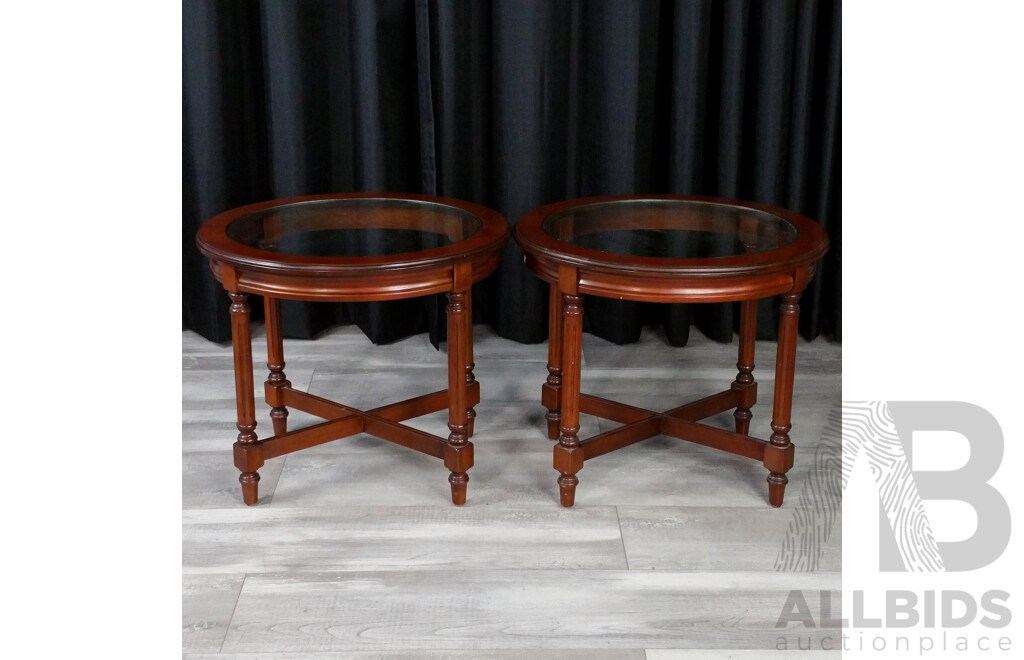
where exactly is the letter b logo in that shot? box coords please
[884,402,1009,571]
[844,401,1010,572]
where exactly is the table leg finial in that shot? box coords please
[239,471,260,506]
[557,474,579,507]
[449,472,469,506]
[767,472,788,507]
[553,429,583,508]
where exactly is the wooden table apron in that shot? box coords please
[196,193,509,506]
[513,194,829,508]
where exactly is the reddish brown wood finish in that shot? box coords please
[732,298,758,435]
[554,266,584,507]
[513,194,828,507]
[664,390,743,423]
[445,262,473,505]
[260,416,365,460]
[543,283,564,440]
[198,193,509,279]
[280,383,480,423]
[766,291,801,507]
[464,285,477,439]
[196,193,509,506]
[228,290,261,505]
[264,296,290,436]
[516,194,827,283]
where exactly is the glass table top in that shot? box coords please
[541,199,798,259]
[226,198,483,258]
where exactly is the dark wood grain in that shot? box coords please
[196,193,509,505]
[766,291,802,507]
[464,283,477,438]
[515,194,828,279]
[445,262,473,505]
[732,298,758,435]
[554,266,584,508]
[263,296,290,436]
[514,194,828,507]
[228,290,262,505]
[543,283,564,440]
[197,193,510,279]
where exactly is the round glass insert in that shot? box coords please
[226,198,483,258]
[541,199,798,259]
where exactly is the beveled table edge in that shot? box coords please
[196,192,511,278]
[513,193,829,279]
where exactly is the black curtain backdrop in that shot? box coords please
[183,0,841,348]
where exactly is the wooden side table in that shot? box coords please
[513,195,829,507]
[196,193,509,505]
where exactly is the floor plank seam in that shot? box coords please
[187,568,844,578]
[219,573,247,655]
[615,506,631,571]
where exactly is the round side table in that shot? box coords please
[196,193,510,505]
[514,194,829,507]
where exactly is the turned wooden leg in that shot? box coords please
[464,287,476,438]
[445,264,474,505]
[543,283,564,440]
[264,296,290,436]
[228,291,263,506]
[732,298,758,435]
[554,266,584,507]
[765,291,801,507]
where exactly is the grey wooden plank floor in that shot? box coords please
[183,321,842,658]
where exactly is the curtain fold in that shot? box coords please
[183,0,841,347]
